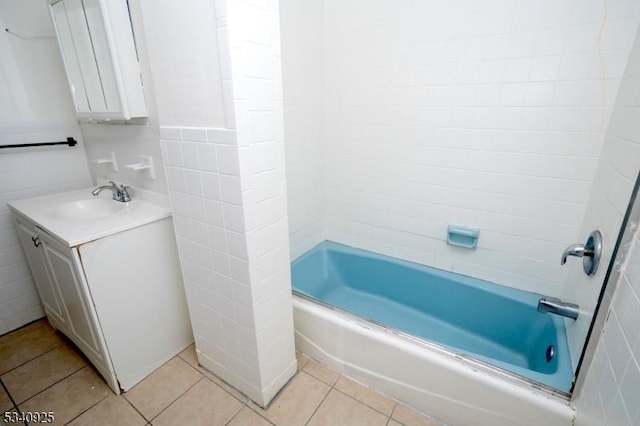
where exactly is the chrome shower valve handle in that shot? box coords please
[560,230,603,276]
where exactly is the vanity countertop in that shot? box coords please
[8,188,172,247]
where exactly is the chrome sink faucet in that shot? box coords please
[91,181,131,202]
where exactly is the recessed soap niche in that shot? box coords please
[447,225,479,249]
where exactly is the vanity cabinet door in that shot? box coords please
[37,232,111,370]
[15,222,67,328]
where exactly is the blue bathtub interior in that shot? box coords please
[291,241,574,393]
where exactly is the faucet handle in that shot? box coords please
[119,185,132,202]
[560,244,586,265]
[560,230,603,276]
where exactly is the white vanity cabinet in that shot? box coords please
[16,216,119,390]
[10,192,193,394]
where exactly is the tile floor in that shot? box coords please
[0,319,443,425]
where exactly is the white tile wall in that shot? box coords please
[280,0,325,259]
[563,22,640,369]
[574,203,640,426]
[160,125,263,392]
[222,0,295,405]
[280,0,640,297]
[159,0,295,405]
[572,24,640,425]
[80,123,168,194]
[141,0,295,402]
[136,0,226,128]
[0,125,92,334]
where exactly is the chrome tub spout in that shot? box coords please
[537,297,579,320]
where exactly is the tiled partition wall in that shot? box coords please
[224,0,296,403]
[0,125,91,334]
[159,0,295,406]
[280,0,325,259]
[319,0,640,296]
[571,25,640,426]
[160,126,261,395]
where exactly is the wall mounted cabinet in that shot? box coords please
[49,0,147,120]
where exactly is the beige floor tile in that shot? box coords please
[392,404,441,426]
[124,356,202,420]
[303,360,340,385]
[0,384,13,411]
[199,369,249,404]
[177,344,248,403]
[18,366,111,425]
[152,378,243,426]
[2,344,86,404]
[67,394,146,426]
[250,371,330,426]
[307,389,388,426]
[0,320,63,375]
[388,419,404,426]
[227,406,272,426]
[334,376,395,416]
[178,344,197,367]
[295,352,309,370]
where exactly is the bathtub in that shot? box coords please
[291,241,574,426]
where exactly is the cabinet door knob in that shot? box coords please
[31,236,41,247]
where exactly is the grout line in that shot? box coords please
[62,390,110,425]
[243,401,276,426]
[301,354,408,422]
[0,344,60,378]
[390,404,399,423]
[308,356,399,419]
[145,376,205,423]
[0,378,26,426]
[302,384,332,426]
[178,351,249,405]
[387,417,403,426]
[296,352,310,370]
[331,385,397,418]
[123,393,152,424]
[250,406,277,426]
[10,357,88,408]
[223,404,246,426]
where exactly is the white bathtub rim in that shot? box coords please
[294,292,570,399]
[293,295,575,426]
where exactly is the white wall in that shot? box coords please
[78,0,169,194]
[0,0,92,335]
[225,0,296,404]
[563,21,640,370]
[572,24,640,426]
[0,1,77,125]
[282,0,640,298]
[137,0,226,128]
[146,0,296,406]
[574,195,640,426]
[80,123,168,194]
[280,0,325,259]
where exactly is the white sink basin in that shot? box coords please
[53,198,126,221]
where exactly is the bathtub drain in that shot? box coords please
[546,345,555,363]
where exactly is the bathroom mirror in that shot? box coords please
[49,0,147,120]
